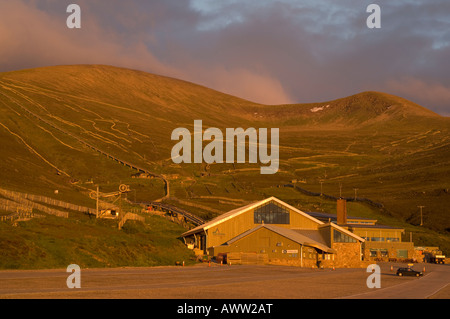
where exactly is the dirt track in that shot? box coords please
[0,262,448,299]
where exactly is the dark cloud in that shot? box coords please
[0,0,448,114]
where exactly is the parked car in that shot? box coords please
[396,267,423,277]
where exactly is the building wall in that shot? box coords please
[318,225,332,247]
[211,227,301,259]
[210,227,323,266]
[363,241,420,262]
[207,207,320,248]
[318,224,369,268]
[209,225,373,268]
[331,242,369,268]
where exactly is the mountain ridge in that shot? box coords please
[0,64,449,256]
[1,64,445,128]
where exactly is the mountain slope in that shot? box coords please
[0,64,449,257]
[246,91,443,128]
[0,64,260,125]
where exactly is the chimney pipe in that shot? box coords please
[337,199,347,225]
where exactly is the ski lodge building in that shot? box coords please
[181,197,417,268]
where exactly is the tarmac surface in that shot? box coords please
[0,262,448,299]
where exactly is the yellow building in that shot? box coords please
[303,199,417,262]
[181,197,367,268]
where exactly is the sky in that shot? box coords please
[0,0,449,115]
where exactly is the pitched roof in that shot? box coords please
[181,197,324,237]
[293,229,329,247]
[319,222,365,242]
[345,224,404,230]
[306,211,377,222]
[224,224,336,253]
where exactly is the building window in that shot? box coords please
[386,237,399,242]
[370,237,385,242]
[254,201,290,224]
[370,249,378,257]
[333,229,357,243]
[322,253,332,260]
[380,249,389,257]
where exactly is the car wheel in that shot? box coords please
[416,273,420,277]
[398,273,402,276]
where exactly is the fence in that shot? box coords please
[283,184,386,209]
[0,198,33,215]
[4,189,96,214]
[0,211,45,222]
[0,188,97,219]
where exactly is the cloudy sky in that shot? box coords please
[0,0,449,115]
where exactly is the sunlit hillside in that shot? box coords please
[0,65,449,268]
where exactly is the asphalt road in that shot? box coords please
[343,262,450,299]
[0,262,448,299]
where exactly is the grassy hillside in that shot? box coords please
[0,213,195,270]
[0,64,449,268]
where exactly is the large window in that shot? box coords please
[333,229,357,243]
[254,201,290,224]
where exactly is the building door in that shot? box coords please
[199,235,206,253]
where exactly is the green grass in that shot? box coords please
[0,64,449,268]
[0,212,196,270]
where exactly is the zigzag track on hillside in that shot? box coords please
[0,79,150,118]
[35,123,83,151]
[1,79,155,153]
[83,119,132,144]
[0,82,170,200]
[109,120,145,143]
[45,114,130,152]
[0,121,70,177]
[377,129,442,151]
[0,78,175,126]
